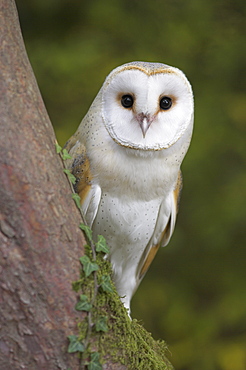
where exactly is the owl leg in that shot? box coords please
[112,268,139,316]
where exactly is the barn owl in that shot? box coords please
[65,61,194,313]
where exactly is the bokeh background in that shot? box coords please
[16,1,246,369]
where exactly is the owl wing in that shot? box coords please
[64,137,101,227]
[136,171,183,282]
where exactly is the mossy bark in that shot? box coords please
[0,1,174,369]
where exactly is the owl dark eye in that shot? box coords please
[160,96,172,110]
[121,94,134,108]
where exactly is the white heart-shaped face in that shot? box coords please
[101,63,194,150]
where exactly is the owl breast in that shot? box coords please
[86,140,179,309]
[93,193,162,252]
[91,192,163,307]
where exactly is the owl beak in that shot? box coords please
[137,113,153,138]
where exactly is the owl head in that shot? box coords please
[100,61,194,151]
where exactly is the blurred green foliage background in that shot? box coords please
[16,0,246,369]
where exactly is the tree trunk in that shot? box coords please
[0,0,86,368]
[0,1,174,369]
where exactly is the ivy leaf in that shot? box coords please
[79,223,93,242]
[100,275,114,293]
[72,280,81,292]
[61,148,72,160]
[75,294,92,312]
[63,169,76,184]
[88,352,102,370]
[72,193,81,208]
[80,255,99,277]
[55,143,62,153]
[95,316,108,332]
[67,335,84,353]
[95,235,110,254]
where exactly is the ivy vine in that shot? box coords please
[56,142,114,369]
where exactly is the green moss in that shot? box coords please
[73,250,174,369]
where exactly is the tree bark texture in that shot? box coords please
[0,1,86,368]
